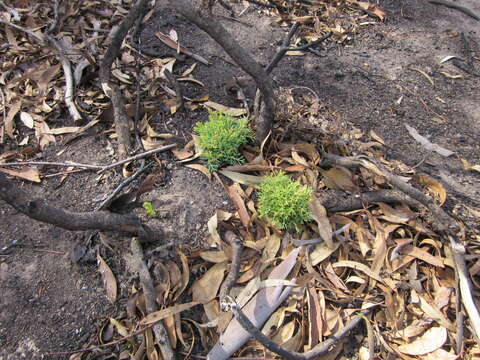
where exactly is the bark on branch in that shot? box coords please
[167,0,275,142]
[100,0,149,157]
[0,172,161,242]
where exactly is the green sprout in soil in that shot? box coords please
[143,201,157,217]
[194,110,254,172]
[258,172,313,230]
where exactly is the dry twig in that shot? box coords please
[219,231,243,309]
[130,238,175,360]
[168,0,275,143]
[320,152,480,341]
[0,172,161,242]
[47,38,84,124]
[100,0,149,157]
[0,143,176,172]
[228,298,379,360]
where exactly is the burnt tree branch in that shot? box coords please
[131,238,175,360]
[219,231,243,309]
[100,0,149,157]
[229,299,379,360]
[0,172,161,242]
[168,0,275,143]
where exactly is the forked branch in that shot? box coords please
[168,0,275,143]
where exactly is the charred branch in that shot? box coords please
[168,0,275,143]
[0,172,161,242]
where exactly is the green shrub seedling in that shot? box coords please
[194,111,254,172]
[258,172,313,230]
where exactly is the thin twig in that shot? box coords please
[95,161,153,211]
[450,237,480,343]
[46,0,60,35]
[0,86,5,144]
[100,0,149,157]
[47,37,84,124]
[0,161,104,170]
[164,69,184,112]
[0,143,176,172]
[45,324,154,356]
[229,298,379,360]
[429,0,479,20]
[97,144,176,173]
[455,265,465,356]
[133,50,144,150]
[219,231,243,309]
[0,18,45,44]
[265,22,300,74]
[131,238,175,360]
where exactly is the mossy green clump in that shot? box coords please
[258,172,313,230]
[194,111,254,172]
[143,202,157,217]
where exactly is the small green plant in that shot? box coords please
[194,111,254,172]
[258,172,313,230]
[143,202,157,217]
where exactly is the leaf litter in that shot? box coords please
[0,0,478,359]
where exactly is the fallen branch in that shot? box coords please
[228,297,379,360]
[320,153,456,233]
[219,231,243,310]
[130,238,175,360]
[100,0,149,157]
[317,189,422,214]
[164,69,185,112]
[95,161,153,211]
[47,38,84,124]
[0,143,176,172]
[0,172,161,242]
[455,265,465,355]
[429,0,479,21]
[0,18,45,44]
[168,0,275,143]
[319,152,480,340]
[450,237,480,343]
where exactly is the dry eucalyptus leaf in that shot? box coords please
[309,196,334,249]
[0,167,41,183]
[397,326,447,355]
[140,301,200,325]
[192,262,228,304]
[97,253,117,303]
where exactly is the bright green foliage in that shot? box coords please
[194,111,254,172]
[258,173,313,230]
[143,202,157,217]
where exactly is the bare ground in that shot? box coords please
[1,0,479,358]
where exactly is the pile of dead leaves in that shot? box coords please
[93,118,480,359]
